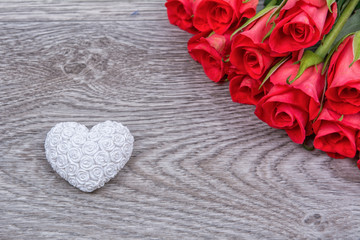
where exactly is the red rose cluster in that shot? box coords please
[166,0,360,160]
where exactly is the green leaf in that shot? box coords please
[267,0,287,25]
[350,31,360,67]
[264,0,283,7]
[287,50,323,85]
[312,75,328,123]
[338,114,344,121]
[327,0,336,12]
[333,10,360,47]
[230,5,277,40]
[258,55,291,89]
[337,1,360,15]
[338,0,348,13]
[337,0,346,10]
[207,31,215,38]
[222,58,230,63]
[261,22,276,43]
[264,0,273,5]
[222,54,230,63]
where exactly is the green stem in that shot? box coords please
[315,0,360,58]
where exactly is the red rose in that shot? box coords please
[356,131,360,151]
[313,105,360,159]
[165,0,199,34]
[230,9,282,80]
[326,35,360,114]
[254,60,324,144]
[188,31,231,82]
[229,67,272,105]
[269,0,337,54]
[193,0,258,34]
[229,75,272,105]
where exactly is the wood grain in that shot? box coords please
[1,1,360,239]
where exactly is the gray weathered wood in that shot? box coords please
[1,1,360,239]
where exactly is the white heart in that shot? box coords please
[44,121,134,192]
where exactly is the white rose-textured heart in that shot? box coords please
[44,121,134,192]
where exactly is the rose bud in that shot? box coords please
[269,0,337,54]
[326,34,360,114]
[165,0,199,34]
[188,31,231,82]
[228,67,273,105]
[229,75,272,105]
[255,59,325,144]
[313,105,360,159]
[230,8,285,80]
[193,0,258,35]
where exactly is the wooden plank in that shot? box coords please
[0,1,166,21]
[1,0,360,239]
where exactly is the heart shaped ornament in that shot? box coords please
[45,121,134,192]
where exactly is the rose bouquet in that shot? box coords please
[166,0,360,167]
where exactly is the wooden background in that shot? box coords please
[1,0,360,239]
